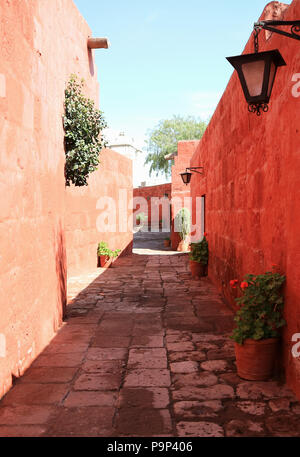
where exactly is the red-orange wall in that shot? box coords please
[0,0,132,398]
[133,183,171,227]
[171,141,199,249]
[66,148,133,277]
[190,0,300,398]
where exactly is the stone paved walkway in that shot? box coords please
[0,254,299,437]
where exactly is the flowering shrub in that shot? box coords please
[230,269,286,344]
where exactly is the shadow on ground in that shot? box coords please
[0,247,299,437]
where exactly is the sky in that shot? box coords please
[73,0,291,186]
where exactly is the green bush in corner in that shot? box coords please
[64,75,107,186]
[189,235,208,265]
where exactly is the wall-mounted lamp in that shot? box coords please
[88,37,110,49]
[227,20,300,115]
[180,167,204,186]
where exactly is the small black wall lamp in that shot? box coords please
[180,167,204,185]
[227,20,300,115]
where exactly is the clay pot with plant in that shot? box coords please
[97,242,120,268]
[175,208,190,252]
[164,237,171,247]
[189,233,208,278]
[136,212,147,228]
[230,267,286,381]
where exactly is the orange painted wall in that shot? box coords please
[133,183,171,227]
[66,148,133,277]
[171,141,199,249]
[0,0,132,398]
[190,0,300,398]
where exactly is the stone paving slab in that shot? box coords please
[0,253,299,437]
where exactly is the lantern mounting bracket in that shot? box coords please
[186,167,204,174]
[254,20,300,42]
[227,20,300,116]
[180,167,204,185]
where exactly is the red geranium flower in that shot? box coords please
[204,232,208,237]
[230,279,238,289]
[241,281,249,289]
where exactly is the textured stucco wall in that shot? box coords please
[190,0,300,398]
[0,0,132,398]
[133,183,171,227]
[66,148,133,277]
[171,141,199,249]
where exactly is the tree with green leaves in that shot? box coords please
[145,115,207,177]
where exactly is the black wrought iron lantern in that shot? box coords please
[180,171,192,185]
[226,20,300,115]
[180,167,203,186]
[227,50,286,115]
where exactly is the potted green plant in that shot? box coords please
[97,241,111,267]
[174,208,190,251]
[97,242,120,268]
[230,267,286,381]
[136,212,147,227]
[189,233,208,278]
[164,237,171,247]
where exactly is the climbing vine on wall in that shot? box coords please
[64,75,107,186]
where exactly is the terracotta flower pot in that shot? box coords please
[234,338,279,381]
[177,240,189,252]
[164,240,171,247]
[98,255,110,268]
[190,260,205,278]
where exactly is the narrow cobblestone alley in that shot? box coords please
[0,252,299,437]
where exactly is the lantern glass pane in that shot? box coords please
[241,59,265,97]
[268,61,276,97]
[181,173,191,185]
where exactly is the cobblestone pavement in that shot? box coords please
[133,229,177,255]
[0,254,299,437]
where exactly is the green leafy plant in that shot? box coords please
[164,237,170,241]
[97,242,120,259]
[174,208,191,241]
[189,235,208,265]
[230,269,286,344]
[110,249,121,259]
[97,241,111,257]
[64,75,107,186]
[136,213,147,224]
